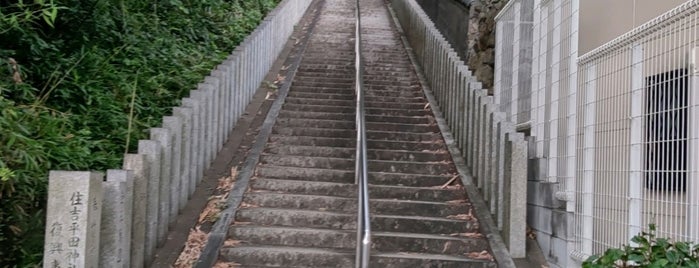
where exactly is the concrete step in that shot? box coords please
[259,155,354,170]
[366,121,438,133]
[265,145,355,158]
[220,246,495,268]
[243,193,468,217]
[366,114,432,124]
[284,96,353,107]
[268,135,446,151]
[235,208,479,234]
[219,246,353,267]
[288,86,354,95]
[227,226,489,255]
[255,166,454,186]
[275,118,355,130]
[365,100,429,110]
[291,80,353,89]
[369,159,455,175]
[365,95,426,104]
[366,130,442,143]
[366,89,423,98]
[365,107,430,117]
[250,178,466,202]
[265,145,450,162]
[277,117,436,133]
[278,110,354,121]
[271,126,353,138]
[371,253,496,268]
[286,91,354,100]
[282,103,355,114]
[294,72,353,80]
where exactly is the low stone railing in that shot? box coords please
[390,0,527,258]
[41,0,312,267]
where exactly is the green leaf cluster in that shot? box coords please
[584,224,699,268]
[0,0,278,266]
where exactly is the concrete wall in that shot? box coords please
[579,0,686,54]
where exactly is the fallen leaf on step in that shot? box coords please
[173,227,208,267]
[439,175,460,189]
[274,74,286,84]
[239,202,259,209]
[424,103,430,110]
[527,226,537,240]
[449,232,484,238]
[214,261,242,268]
[447,213,475,221]
[223,239,243,247]
[446,199,468,204]
[465,250,493,261]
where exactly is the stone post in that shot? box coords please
[204,75,222,152]
[123,154,149,268]
[43,171,103,268]
[99,170,134,268]
[137,140,162,261]
[503,131,527,258]
[163,116,183,220]
[182,97,203,188]
[150,128,172,245]
[174,107,193,205]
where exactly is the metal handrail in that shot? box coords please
[354,0,371,266]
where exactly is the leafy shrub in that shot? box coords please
[0,0,278,266]
[583,224,699,268]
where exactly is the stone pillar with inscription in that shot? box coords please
[44,171,103,268]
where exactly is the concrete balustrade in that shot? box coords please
[42,0,313,266]
[390,0,527,258]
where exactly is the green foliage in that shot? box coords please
[0,0,278,266]
[583,224,699,268]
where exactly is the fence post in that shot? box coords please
[510,0,522,124]
[480,100,494,188]
[137,140,161,262]
[689,47,699,241]
[99,170,134,268]
[191,85,214,167]
[628,44,644,240]
[205,74,222,152]
[546,0,562,183]
[182,98,203,186]
[173,107,194,205]
[503,132,527,258]
[163,116,183,218]
[43,171,103,268]
[122,154,149,268]
[482,104,495,202]
[581,63,597,256]
[149,128,172,245]
[491,113,509,227]
[565,0,580,211]
[534,2,549,160]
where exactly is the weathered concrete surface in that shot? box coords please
[99,170,134,268]
[43,171,103,268]
[216,0,496,266]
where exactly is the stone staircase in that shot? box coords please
[218,0,497,266]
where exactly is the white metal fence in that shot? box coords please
[573,0,699,258]
[495,0,699,262]
[494,0,534,127]
[495,0,579,206]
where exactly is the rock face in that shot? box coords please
[467,0,509,93]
